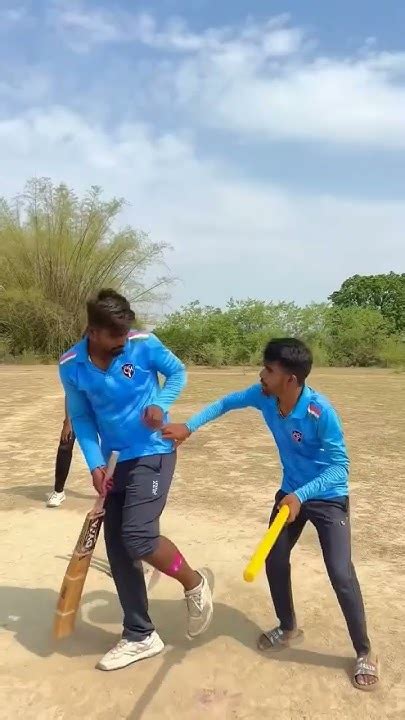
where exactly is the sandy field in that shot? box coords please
[0,365,404,720]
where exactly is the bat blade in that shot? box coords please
[53,510,104,639]
[243,505,290,583]
[53,451,119,640]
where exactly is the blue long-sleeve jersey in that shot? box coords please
[185,384,349,503]
[59,331,186,472]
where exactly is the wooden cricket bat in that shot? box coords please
[53,451,119,639]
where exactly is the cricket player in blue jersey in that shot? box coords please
[59,289,213,671]
[162,338,379,690]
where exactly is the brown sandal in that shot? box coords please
[258,626,304,652]
[352,655,380,691]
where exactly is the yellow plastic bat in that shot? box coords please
[243,505,290,582]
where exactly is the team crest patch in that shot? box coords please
[122,363,135,378]
[292,430,303,443]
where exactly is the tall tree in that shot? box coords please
[0,178,171,357]
[329,272,405,333]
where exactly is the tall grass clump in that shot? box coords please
[0,178,170,359]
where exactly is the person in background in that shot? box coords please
[46,397,75,507]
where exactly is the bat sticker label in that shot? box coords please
[78,516,103,555]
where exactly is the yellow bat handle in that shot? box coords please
[243,505,290,583]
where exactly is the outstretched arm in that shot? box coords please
[162,384,262,442]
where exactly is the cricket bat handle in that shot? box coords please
[243,505,290,583]
[90,450,120,516]
[73,451,119,557]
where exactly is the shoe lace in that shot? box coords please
[186,589,204,616]
[110,639,129,655]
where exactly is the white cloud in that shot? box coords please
[53,2,303,57]
[133,14,304,57]
[1,8,404,309]
[1,106,404,309]
[51,4,405,149]
[56,7,122,44]
[190,53,405,148]
[158,38,405,149]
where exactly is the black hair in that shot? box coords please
[263,338,312,385]
[86,288,135,332]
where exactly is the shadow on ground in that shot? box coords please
[0,583,353,719]
[0,483,94,504]
[55,554,112,577]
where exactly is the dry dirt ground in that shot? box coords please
[0,365,404,720]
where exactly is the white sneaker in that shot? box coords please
[46,491,66,507]
[96,631,164,671]
[184,568,214,639]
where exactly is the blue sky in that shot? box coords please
[1,1,404,315]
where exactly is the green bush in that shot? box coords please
[0,336,11,362]
[156,300,401,369]
[311,341,330,367]
[323,306,390,366]
[198,339,226,367]
[378,335,405,368]
[155,299,331,367]
[0,288,75,358]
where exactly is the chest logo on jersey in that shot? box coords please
[122,363,135,379]
[292,430,303,443]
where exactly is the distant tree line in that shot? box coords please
[155,273,405,368]
[0,179,403,368]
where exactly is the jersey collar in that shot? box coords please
[75,336,90,364]
[75,330,144,364]
[75,334,132,364]
[289,385,312,419]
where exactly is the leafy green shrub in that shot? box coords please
[311,341,330,367]
[198,339,226,367]
[323,306,390,366]
[378,335,405,368]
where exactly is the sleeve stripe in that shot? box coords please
[59,352,77,365]
[128,331,149,341]
[308,403,322,418]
